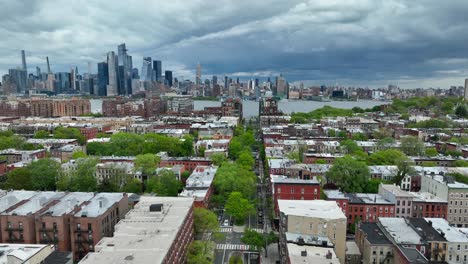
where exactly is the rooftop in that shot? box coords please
[347,193,393,205]
[42,192,95,217]
[425,218,468,243]
[346,241,361,256]
[408,218,446,242]
[271,175,320,185]
[359,222,392,245]
[74,193,125,218]
[324,190,348,200]
[184,165,218,188]
[0,190,37,213]
[7,191,65,216]
[0,244,53,264]
[278,200,346,220]
[379,218,422,244]
[409,192,447,203]
[79,196,194,264]
[379,184,413,197]
[287,244,340,264]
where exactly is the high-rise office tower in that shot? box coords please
[153,60,162,82]
[165,70,173,87]
[106,51,118,96]
[117,65,125,95]
[36,67,41,79]
[21,50,27,72]
[118,43,132,95]
[141,57,152,81]
[8,68,27,93]
[196,63,201,86]
[97,62,109,96]
[224,75,228,89]
[212,75,218,85]
[46,57,52,74]
[276,74,287,98]
[465,79,468,101]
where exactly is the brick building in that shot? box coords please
[179,165,218,208]
[409,192,448,219]
[0,190,129,262]
[270,175,320,215]
[159,157,212,172]
[79,196,194,264]
[0,149,46,164]
[30,99,91,117]
[0,100,30,117]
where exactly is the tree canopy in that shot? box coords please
[214,163,256,202]
[225,192,254,225]
[4,158,60,191]
[194,208,219,235]
[367,149,407,165]
[400,136,425,156]
[57,157,99,192]
[135,154,160,176]
[145,170,182,196]
[187,241,215,264]
[326,155,370,193]
[54,126,86,145]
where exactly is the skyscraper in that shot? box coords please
[117,43,132,95]
[36,67,41,79]
[153,60,162,82]
[196,63,201,86]
[106,51,118,96]
[97,62,109,96]
[465,78,468,101]
[21,50,27,72]
[212,75,217,85]
[276,74,287,98]
[224,75,228,89]
[8,68,27,93]
[46,57,52,74]
[141,57,152,81]
[165,70,173,87]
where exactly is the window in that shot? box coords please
[18,222,23,229]
[278,188,281,194]
[397,201,400,206]
[301,188,304,194]
[309,223,313,230]
[402,200,405,206]
[88,223,92,231]
[53,222,57,231]
[457,245,461,250]
[77,223,81,230]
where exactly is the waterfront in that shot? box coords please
[195,99,389,118]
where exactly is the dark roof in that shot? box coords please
[359,222,392,245]
[43,251,73,264]
[399,247,428,264]
[408,218,447,242]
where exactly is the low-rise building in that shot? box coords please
[278,200,347,263]
[0,148,46,164]
[79,196,194,264]
[179,165,218,208]
[0,243,56,264]
[378,184,414,218]
[425,218,468,264]
[410,192,448,219]
[270,175,320,215]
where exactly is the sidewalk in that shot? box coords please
[233,224,246,233]
[261,243,280,264]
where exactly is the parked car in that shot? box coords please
[223,219,229,226]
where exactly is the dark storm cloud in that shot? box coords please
[0,0,468,88]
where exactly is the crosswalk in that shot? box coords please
[219,227,232,233]
[216,244,256,251]
[218,227,264,233]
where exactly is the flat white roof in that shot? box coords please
[0,191,37,213]
[79,196,193,264]
[379,218,422,244]
[278,200,346,220]
[44,192,95,216]
[425,218,468,243]
[0,244,52,264]
[74,193,124,218]
[409,192,447,203]
[287,244,340,264]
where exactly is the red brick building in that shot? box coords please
[303,153,343,164]
[0,160,7,176]
[409,192,448,219]
[0,149,46,164]
[79,197,195,264]
[326,191,395,227]
[159,157,212,172]
[270,175,321,215]
[0,191,129,262]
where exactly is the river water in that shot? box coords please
[90,99,389,118]
[194,100,389,118]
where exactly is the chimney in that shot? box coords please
[428,220,432,227]
[301,250,307,257]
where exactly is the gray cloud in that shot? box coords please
[0,0,468,88]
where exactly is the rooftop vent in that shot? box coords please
[301,250,307,257]
[149,204,163,212]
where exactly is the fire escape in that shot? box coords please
[74,224,94,259]
[5,222,24,243]
[39,222,59,245]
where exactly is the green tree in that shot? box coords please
[135,154,160,176]
[441,101,454,114]
[393,157,416,185]
[445,150,463,157]
[28,158,60,191]
[187,241,215,264]
[328,129,336,137]
[351,133,368,141]
[286,151,301,163]
[455,104,467,118]
[122,178,142,193]
[225,192,254,225]
[228,139,244,159]
[146,170,182,196]
[425,148,439,157]
[453,160,468,167]
[376,137,396,151]
[364,179,386,193]
[57,158,98,192]
[54,126,86,145]
[241,229,264,251]
[229,253,243,264]
[326,156,370,193]
[34,130,50,139]
[5,168,33,190]
[210,153,227,166]
[110,132,144,156]
[71,151,87,159]
[194,208,219,235]
[367,149,407,165]
[236,150,255,170]
[400,136,425,156]
[340,139,361,154]
[197,146,206,157]
[214,163,256,201]
[338,130,348,138]
[96,178,120,192]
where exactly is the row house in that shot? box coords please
[179,165,218,208]
[159,157,212,172]
[303,153,343,164]
[0,148,46,164]
[270,175,321,215]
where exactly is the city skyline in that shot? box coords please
[1,1,468,88]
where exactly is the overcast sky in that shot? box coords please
[1,0,468,88]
